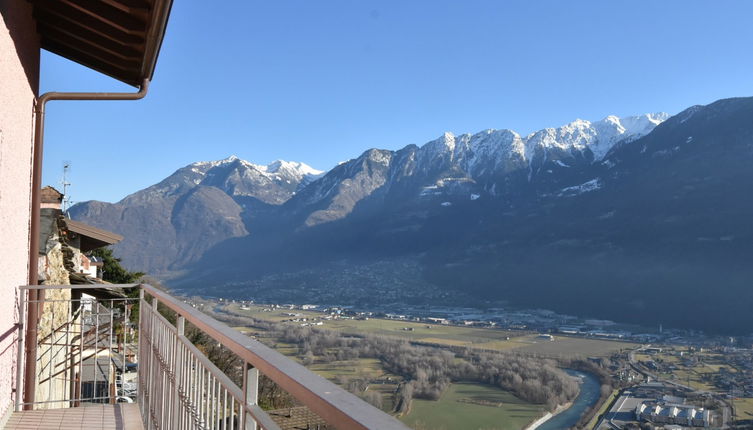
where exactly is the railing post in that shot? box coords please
[152,297,159,430]
[14,288,27,412]
[137,288,144,424]
[173,315,184,429]
[243,363,259,430]
[109,299,116,404]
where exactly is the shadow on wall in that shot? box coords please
[1,1,40,95]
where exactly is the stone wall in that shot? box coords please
[34,287,73,409]
[35,210,73,408]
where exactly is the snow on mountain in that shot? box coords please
[559,178,602,196]
[396,113,669,191]
[420,113,669,173]
[121,155,322,207]
[292,111,670,210]
[521,113,669,163]
[192,156,323,185]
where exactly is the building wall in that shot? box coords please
[0,0,40,418]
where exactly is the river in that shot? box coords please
[535,370,601,430]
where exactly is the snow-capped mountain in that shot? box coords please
[71,97,753,334]
[71,112,669,270]
[286,112,669,226]
[153,155,323,204]
[69,156,322,272]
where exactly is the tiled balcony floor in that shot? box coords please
[6,404,143,430]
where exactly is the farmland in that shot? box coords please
[224,303,636,360]
[401,382,544,430]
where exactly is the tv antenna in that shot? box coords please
[61,161,73,213]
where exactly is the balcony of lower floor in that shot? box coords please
[7,403,143,430]
[12,284,409,430]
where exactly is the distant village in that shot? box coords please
[207,297,753,351]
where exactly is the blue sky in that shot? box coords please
[41,0,753,204]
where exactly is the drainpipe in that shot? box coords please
[24,79,150,409]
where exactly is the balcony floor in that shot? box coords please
[6,404,143,430]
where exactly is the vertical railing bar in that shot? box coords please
[155,316,159,427]
[163,317,168,430]
[205,366,210,429]
[159,314,163,427]
[222,380,227,430]
[154,309,159,427]
[123,298,128,381]
[200,365,206,428]
[198,363,203,429]
[148,296,157,430]
[191,354,197,430]
[162,318,170,429]
[14,288,27,412]
[109,299,115,404]
[211,375,215,430]
[138,289,144,424]
[209,374,215,430]
[240,361,247,430]
[187,352,192,430]
[176,316,185,430]
[215,377,220,430]
[163,314,168,429]
[208,368,212,429]
[228,399,233,430]
[209,368,213,429]
[144,295,150,429]
[210,374,215,430]
[64,296,72,408]
[93,298,100,403]
[48,296,54,405]
[171,319,176,430]
[77,300,84,408]
[179,346,183,430]
[189,346,194,430]
[180,342,186,430]
[194,353,199,430]
[157,316,162,429]
[196,355,202,430]
[221,387,227,430]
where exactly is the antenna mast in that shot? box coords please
[61,162,72,213]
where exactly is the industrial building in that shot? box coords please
[636,401,712,427]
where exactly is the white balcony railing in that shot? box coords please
[17,284,409,430]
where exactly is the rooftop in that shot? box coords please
[30,0,173,86]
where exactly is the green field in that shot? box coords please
[401,382,545,430]
[515,336,636,358]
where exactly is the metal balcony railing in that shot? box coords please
[17,284,409,430]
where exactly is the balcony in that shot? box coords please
[11,284,408,429]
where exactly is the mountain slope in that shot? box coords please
[69,156,322,273]
[178,98,753,333]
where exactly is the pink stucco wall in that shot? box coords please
[0,0,39,418]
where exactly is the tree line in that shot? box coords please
[268,321,579,412]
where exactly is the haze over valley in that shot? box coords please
[70,96,753,334]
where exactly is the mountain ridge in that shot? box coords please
[69,97,753,333]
